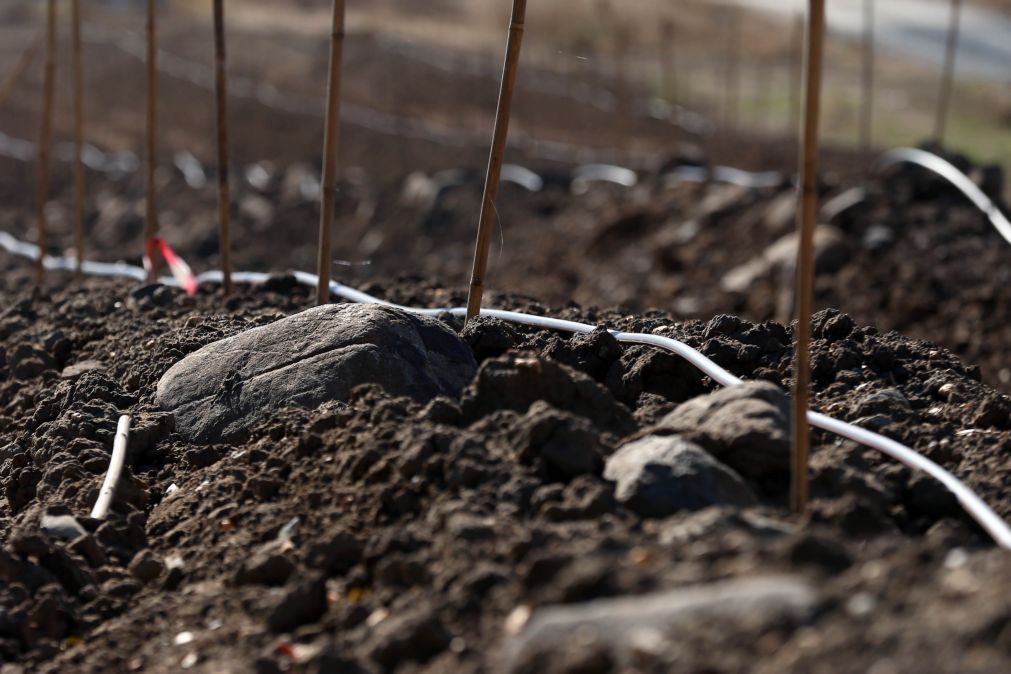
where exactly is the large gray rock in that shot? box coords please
[157,304,476,442]
[604,435,756,517]
[651,381,790,481]
[503,575,816,672]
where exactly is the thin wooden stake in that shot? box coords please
[144,0,160,281]
[72,0,86,275]
[791,0,826,515]
[213,0,233,295]
[935,0,963,144]
[859,0,875,169]
[466,0,527,322]
[0,31,43,112]
[316,0,346,305]
[35,0,57,284]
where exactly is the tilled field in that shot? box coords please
[0,275,1010,673]
[3,3,1011,672]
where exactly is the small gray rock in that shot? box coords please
[505,575,816,671]
[40,514,87,541]
[652,381,790,481]
[604,436,756,517]
[157,304,477,442]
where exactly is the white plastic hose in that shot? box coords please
[821,149,1011,239]
[91,415,131,520]
[879,148,1011,246]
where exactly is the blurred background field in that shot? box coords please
[1,0,1009,186]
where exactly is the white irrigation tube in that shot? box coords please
[3,238,1008,546]
[880,148,1011,246]
[91,415,131,520]
[820,149,1011,236]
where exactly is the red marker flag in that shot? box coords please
[144,238,198,296]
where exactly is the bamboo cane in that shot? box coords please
[213,0,233,295]
[465,0,527,322]
[791,0,826,515]
[35,0,57,284]
[72,0,85,275]
[0,31,43,112]
[859,0,875,171]
[316,0,346,305]
[145,0,160,281]
[934,0,963,144]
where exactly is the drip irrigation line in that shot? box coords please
[91,415,131,520]
[879,148,1011,246]
[3,234,1008,548]
[819,150,1010,236]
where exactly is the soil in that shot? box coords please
[1,276,1011,673]
[3,4,1011,673]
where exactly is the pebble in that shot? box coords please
[604,435,756,517]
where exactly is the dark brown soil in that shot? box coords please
[1,275,1010,673]
[3,5,1011,673]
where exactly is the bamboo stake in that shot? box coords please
[72,0,86,275]
[316,0,346,305]
[859,0,875,169]
[35,0,57,284]
[213,0,233,295]
[791,0,826,515]
[144,0,160,281]
[934,0,963,144]
[0,31,44,112]
[465,0,527,322]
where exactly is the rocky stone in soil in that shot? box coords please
[157,304,477,442]
[504,575,816,672]
[604,435,756,517]
[651,381,791,482]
